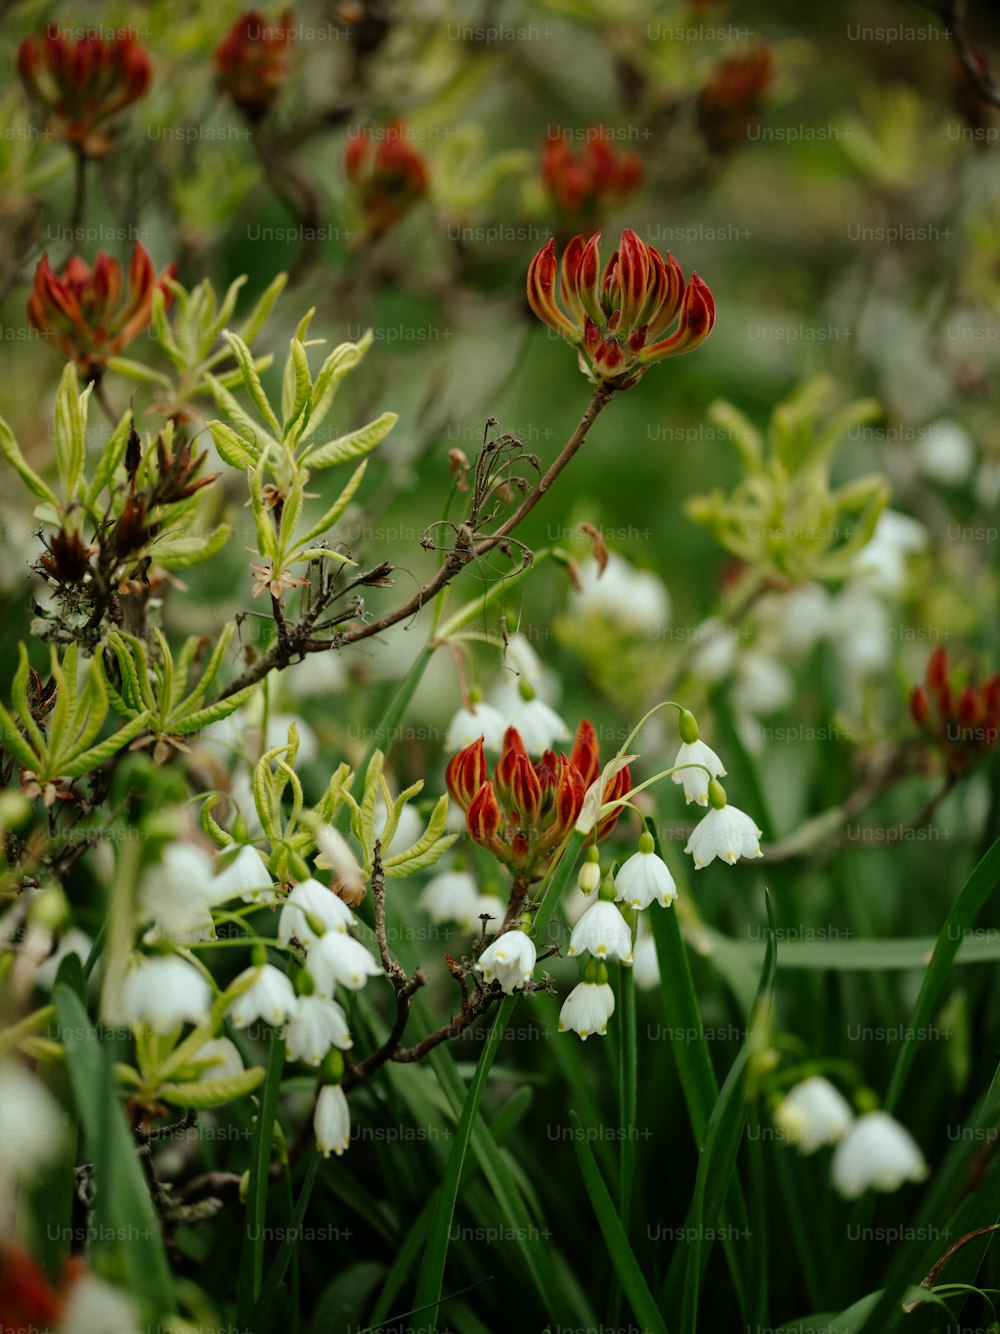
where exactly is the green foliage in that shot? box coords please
[0,642,151,785]
[686,376,890,582]
[104,625,259,761]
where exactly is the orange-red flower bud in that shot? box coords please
[215,10,294,122]
[541,127,642,231]
[569,719,600,787]
[467,781,503,853]
[17,25,151,157]
[912,649,1000,776]
[344,121,430,239]
[527,229,715,388]
[697,44,776,154]
[445,736,488,811]
[27,242,175,382]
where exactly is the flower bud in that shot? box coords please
[18,25,152,157]
[215,11,294,122]
[445,736,488,811]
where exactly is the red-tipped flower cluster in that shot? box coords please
[28,241,175,382]
[696,44,776,153]
[344,121,430,239]
[446,722,630,880]
[911,647,1000,777]
[527,228,715,389]
[215,10,294,122]
[17,25,152,157]
[541,127,643,229]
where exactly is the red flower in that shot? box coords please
[17,25,152,157]
[446,721,628,879]
[910,647,1000,777]
[541,127,642,230]
[27,242,175,381]
[0,1241,77,1328]
[527,229,715,389]
[697,44,776,154]
[215,10,294,122]
[344,120,430,239]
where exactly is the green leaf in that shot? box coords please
[60,711,152,778]
[13,641,48,759]
[282,337,314,440]
[171,683,260,735]
[150,286,186,368]
[384,794,456,875]
[0,412,59,506]
[152,525,233,569]
[205,375,280,456]
[293,545,356,565]
[301,330,373,442]
[86,410,134,511]
[886,831,1000,1110]
[300,411,398,470]
[209,420,260,469]
[54,984,175,1317]
[679,893,777,1334]
[223,331,282,439]
[0,697,40,769]
[53,362,90,500]
[296,460,368,547]
[104,356,174,387]
[235,271,287,344]
[570,1110,670,1334]
[158,1067,265,1108]
[237,1036,285,1326]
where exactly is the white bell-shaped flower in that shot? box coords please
[558,981,615,1039]
[227,963,297,1028]
[314,1084,351,1157]
[831,1111,928,1198]
[474,929,536,994]
[774,1076,854,1154]
[568,900,633,963]
[285,995,353,1065]
[278,878,355,949]
[307,931,382,994]
[121,955,213,1033]
[672,739,727,807]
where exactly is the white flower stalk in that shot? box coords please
[685,780,763,869]
[285,996,353,1065]
[313,826,367,904]
[121,955,213,1034]
[672,740,727,807]
[475,928,537,993]
[614,834,677,910]
[831,1110,928,1198]
[192,1037,244,1082]
[278,878,355,949]
[227,963,297,1028]
[445,700,508,753]
[211,844,275,905]
[559,981,615,1040]
[774,1076,854,1154]
[314,1084,351,1157]
[0,1062,66,1177]
[568,900,633,963]
[138,843,218,943]
[417,869,479,924]
[307,931,382,994]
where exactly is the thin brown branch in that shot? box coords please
[340,842,426,1091]
[924,0,1000,107]
[213,386,615,704]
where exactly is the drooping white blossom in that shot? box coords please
[774,1076,854,1154]
[831,1111,928,1198]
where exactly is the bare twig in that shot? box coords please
[214,386,615,704]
